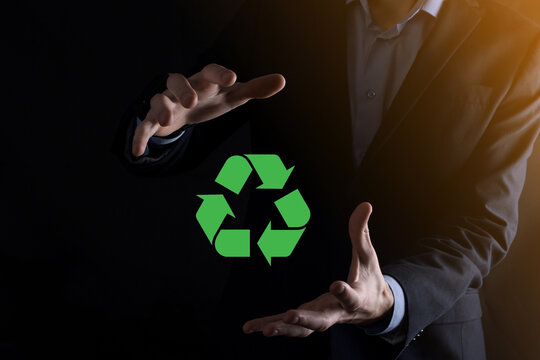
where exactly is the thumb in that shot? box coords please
[348,202,372,240]
[348,202,377,268]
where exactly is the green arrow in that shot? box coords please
[215,155,253,195]
[245,154,294,189]
[215,229,250,257]
[196,194,235,244]
[274,189,310,228]
[257,222,305,265]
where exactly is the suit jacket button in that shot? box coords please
[366,89,377,99]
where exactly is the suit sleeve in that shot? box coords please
[110,0,260,177]
[381,34,540,349]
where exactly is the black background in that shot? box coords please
[4,1,246,357]
[4,1,540,359]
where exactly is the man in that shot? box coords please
[114,0,540,358]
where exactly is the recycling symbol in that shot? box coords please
[196,154,310,265]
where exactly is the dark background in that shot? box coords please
[3,1,540,358]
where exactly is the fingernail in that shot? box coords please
[292,316,299,324]
[273,329,279,336]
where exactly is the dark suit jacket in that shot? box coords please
[114,0,540,358]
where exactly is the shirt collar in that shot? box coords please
[345,0,445,21]
[345,0,445,37]
[422,0,445,18]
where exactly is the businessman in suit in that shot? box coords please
[115,0,540,358]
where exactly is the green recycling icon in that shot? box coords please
[196,154,310,265]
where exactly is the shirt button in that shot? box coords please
[366,89,377,99]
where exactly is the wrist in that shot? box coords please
[154,122,191,138]
[376,280,395,320]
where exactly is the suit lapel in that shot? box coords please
[361,0,485,167]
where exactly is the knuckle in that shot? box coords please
[160,108,175,125]
[167,73,185,89]
[150,93,166,108]
[203,63,217,73]
[286,309,299,318]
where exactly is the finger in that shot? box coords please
[262,320,314,338]
[223,74,286,108]
[330,281,363,312]
[149,93,177,127]
[200,63,237,87]
[166,73,198,108]
[242,313,285,333]
[132,117,159,157]
[183,74,286,124]
[283,309,335,332]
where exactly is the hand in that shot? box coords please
[242,202,394,337]
[132,63,286,156]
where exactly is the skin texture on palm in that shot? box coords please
[242,202,395,338]
[132,63,286,156]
